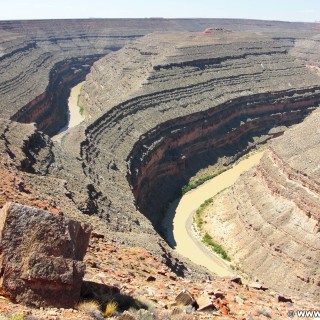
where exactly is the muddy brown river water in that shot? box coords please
[162,151,265,276]
[52,81,84,141]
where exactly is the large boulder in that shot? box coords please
[0,202,92,308]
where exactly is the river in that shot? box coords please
[52,81,84,141]
[162,151,265,276]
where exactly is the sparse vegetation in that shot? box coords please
[128,308,156,320]
[202,232,231,261]
[182,145,266,196]
[78,92,84,116]
[193,194,231,261]
[77,83,85,116]
[193,197,213,229]
[135,296,156,313]
[103,301,118,317]
[181,166,230,195]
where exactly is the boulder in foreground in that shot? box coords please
[0,202,92,308]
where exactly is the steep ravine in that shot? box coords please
[1,20,320,313]
[82,84,320,229]
[10,55,103,136]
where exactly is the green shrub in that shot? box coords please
[202,232,230,261]
[181,166,230,195]
[78,96,84,116]
[193,197,213,229]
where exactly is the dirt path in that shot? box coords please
[52,81,84,141]
[162,151,265,276]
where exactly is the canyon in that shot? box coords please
[80,30,320,232]
[0,18,319,318]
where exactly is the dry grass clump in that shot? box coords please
[77,300,101,313]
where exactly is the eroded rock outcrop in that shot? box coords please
[201,109,320,302]
[0,19,182,135]
[0,202,92,307]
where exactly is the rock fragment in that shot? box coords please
[196,294,216,311]
[277,295,293,303]
[0,202,92,308]
[175,290,196,306]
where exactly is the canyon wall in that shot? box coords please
[11,55,104,136]
[202,109,320,301]
[81,32,320,231]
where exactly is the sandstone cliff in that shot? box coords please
[0,19,185,135]
[0,19,318,135]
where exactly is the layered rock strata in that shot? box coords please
[0,19,318,136]
[0,117,201,280]
[0,202,92,307]
[81,32,320,230]
[0,117,108,221]
[11,55,104,136]
[202,109,320,302]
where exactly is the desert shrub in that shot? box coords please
[114,293,147,311]
[194,197,213,229]
[135,296,156,313]
[128,308,156,320]
[77,89,84,115]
